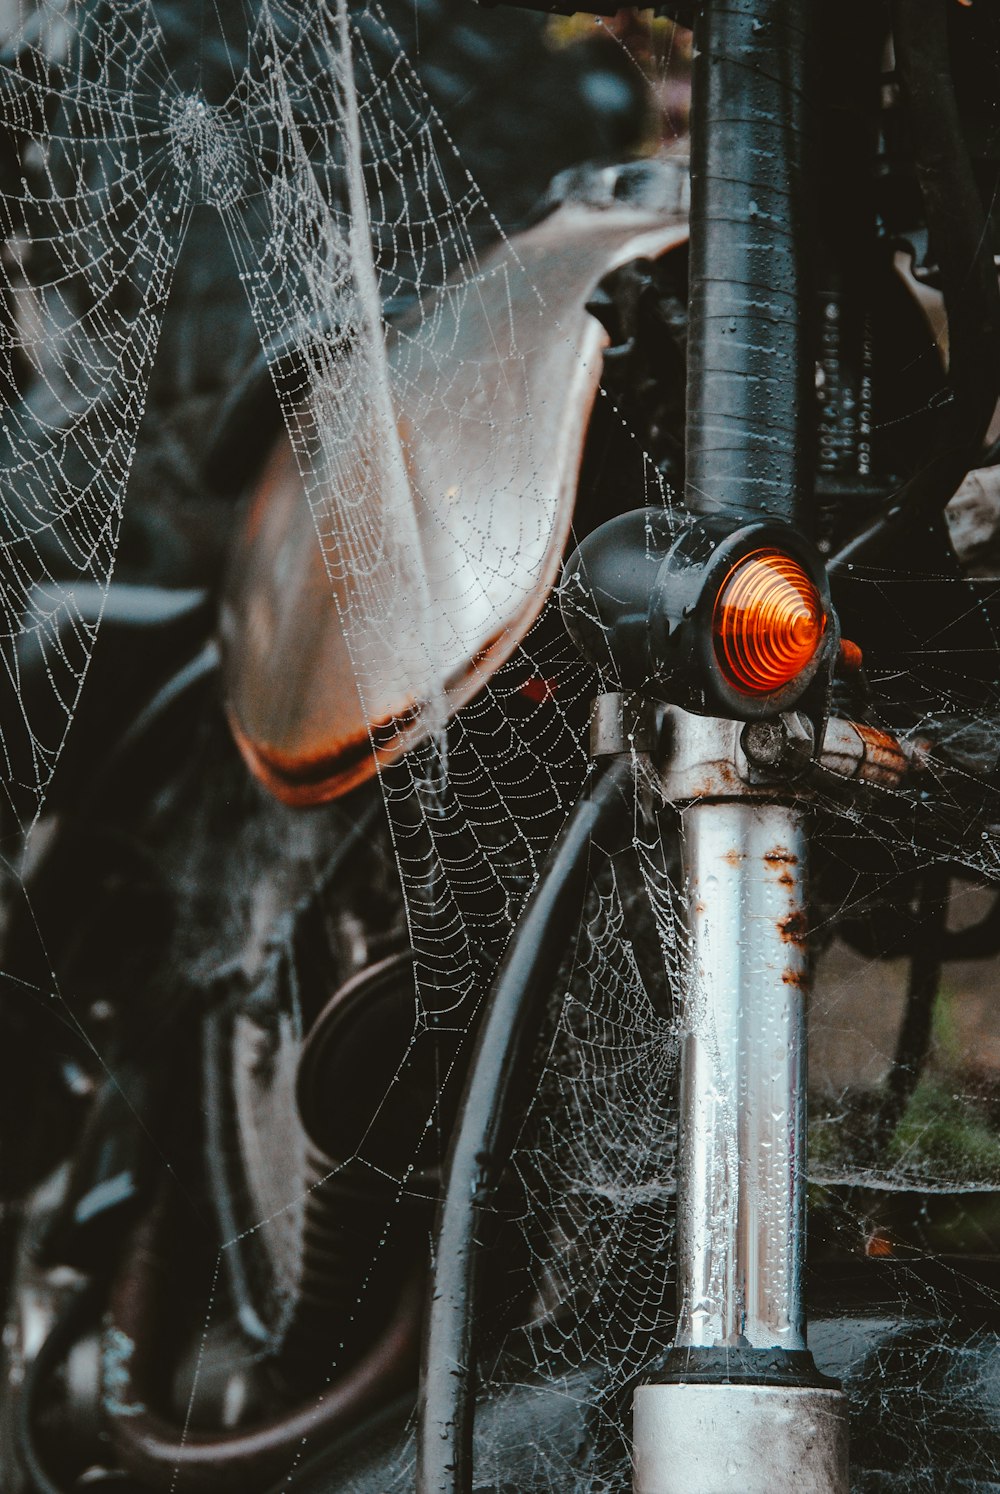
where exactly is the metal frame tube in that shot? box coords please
[675,799,808,1351]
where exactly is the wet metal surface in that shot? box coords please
[675,799,808,1352]
[633,1381,849,1494]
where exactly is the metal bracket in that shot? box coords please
[589,691,664,758]
[656,705,813,803]
[650,702,921,804]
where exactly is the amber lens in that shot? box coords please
[713,549,826,694]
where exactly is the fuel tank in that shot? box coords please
[220,190,688,804]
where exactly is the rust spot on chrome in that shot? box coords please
[764,845,798,866]
[694,900,706,917]
[782,967,806,988]
[723,847,743,867]
[693,763,739,798]
[855,725,898,753]
[777,911,808,947]
[778,870,795,889]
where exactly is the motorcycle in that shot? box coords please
[4,0,1000,1491]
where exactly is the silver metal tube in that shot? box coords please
[633,1382,849,1494]
[675,799,808,1351]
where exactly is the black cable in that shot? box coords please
[16,1279,101,1494]
[415,753,635,1494]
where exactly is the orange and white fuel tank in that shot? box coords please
[219,184,688,805]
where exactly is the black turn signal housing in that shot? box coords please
[558,508,836,718]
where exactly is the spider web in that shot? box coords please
[0,0,189,831]
[3,4,1000,1494]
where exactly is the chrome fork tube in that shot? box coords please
[675,798,807,1352]
[632,711,848,1494]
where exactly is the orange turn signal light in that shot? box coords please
[713,548,827,695]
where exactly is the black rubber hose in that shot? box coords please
[415,754,635,1494]
[684,0,814,528]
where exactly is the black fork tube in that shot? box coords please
[685,0,813,528]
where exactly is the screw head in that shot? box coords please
[741,718,789,769]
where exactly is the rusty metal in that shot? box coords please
[640,706,852,1494]
[674,797,808,1352]
[658,709,756,802]
[658,706,814,801]
[655,706,923,1371]
[816,718,923,789]
[659,705,924,800]
[220,200,688,806]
